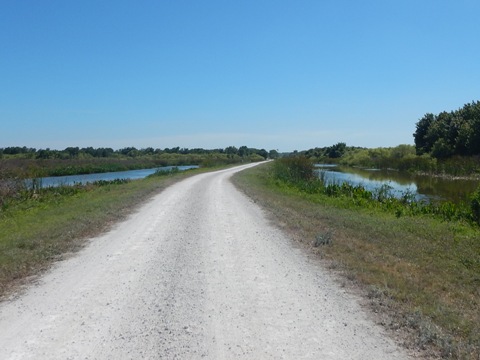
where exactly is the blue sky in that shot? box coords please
[1,0,479,152]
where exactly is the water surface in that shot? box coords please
[29,165,198,188]
[315,164,479,203]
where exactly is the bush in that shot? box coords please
[471,186,480,224]
[314,230,333,247]
[273,156,316,183]
[0,178,25,208]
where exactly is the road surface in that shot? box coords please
[0,163,410,359]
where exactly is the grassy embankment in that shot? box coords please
[0,165,225,298]
[232,161,480,359]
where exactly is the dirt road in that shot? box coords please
[0,163,410,359]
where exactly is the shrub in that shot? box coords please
[0,178,25,208]
[273,156,316,183]
[470,185,480,224]
[313,230,333,247]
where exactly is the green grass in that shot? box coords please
[0,167,211,298]
[232,162,480,359]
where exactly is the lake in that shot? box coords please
[28,165,199,188]
[315,164,480,204]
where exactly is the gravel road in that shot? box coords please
[0,163,411,359]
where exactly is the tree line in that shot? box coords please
[414,100,480,158]
[302,142,364,159]
[0,146,279,160]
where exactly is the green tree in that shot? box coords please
[225,146,238,155]
[414,101,480,157]
[238,146,249,157]
[391,144,415,158]
[268,149,279,159]
[36,148,53,159]
[327,142,346,158]
[414,113,435,155]
[143,147,155,155]
[256,149,268,159]
[462,101,480,154]
[81,147,96,157]
[431,138,453,158]
[452,116,471,155]
[64,147,80,158]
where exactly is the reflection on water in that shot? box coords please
[315,164,479,204]
[27,165,199,188]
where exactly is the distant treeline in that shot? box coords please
[302,142,360,160]
[0,145,280,178]
[0,145,280,160]
[414,101,480,158]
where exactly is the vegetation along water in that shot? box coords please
[316,164,479,204]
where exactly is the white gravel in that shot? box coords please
[0,163,411,359]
